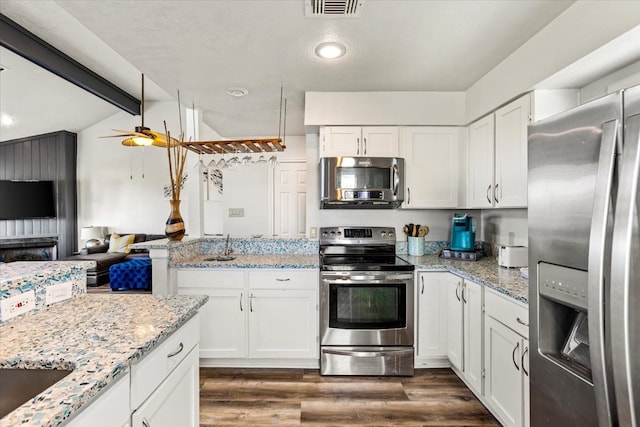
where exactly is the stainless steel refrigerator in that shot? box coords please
[528,84,639,426]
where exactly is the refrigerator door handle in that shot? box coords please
[587,119,619,427]
[611,112,640,427]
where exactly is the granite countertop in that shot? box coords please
[400,254,529,304]
[0,293,208,427]
[173,253,319,269]
[0,261,95,293]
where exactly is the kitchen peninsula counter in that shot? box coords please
[400,254,528,304]
[172,253,319,269]
[0,293,208,426]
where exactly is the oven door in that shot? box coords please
[320,271,414,346]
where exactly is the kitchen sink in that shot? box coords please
[0,368,73,418]
[204,255,236,262]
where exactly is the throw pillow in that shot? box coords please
[107,233,135,254]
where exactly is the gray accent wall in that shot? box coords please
[0,131,78,257]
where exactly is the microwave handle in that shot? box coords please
[393,164,399,196]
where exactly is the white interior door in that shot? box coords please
[273,161,307,237]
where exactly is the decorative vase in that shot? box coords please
[165,199,186,241]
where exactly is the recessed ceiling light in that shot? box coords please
[0,114,16,127]
[226,87,249,97]
[315,42,346,59]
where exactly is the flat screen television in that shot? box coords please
[0,180,56,220]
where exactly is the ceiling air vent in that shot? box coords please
[305,0,364,17]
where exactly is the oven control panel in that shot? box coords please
[320,226,395,243]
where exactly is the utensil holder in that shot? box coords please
[408,236,425,256]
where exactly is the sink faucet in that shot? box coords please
[224,234,233,256]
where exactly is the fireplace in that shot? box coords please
[0,237,58,263]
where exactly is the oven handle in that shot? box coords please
[321,274,413,283]
[323,348,412,358]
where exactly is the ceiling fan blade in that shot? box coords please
[147,130,180,147]
[100,133,136,138]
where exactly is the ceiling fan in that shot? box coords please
[102,73,177,147]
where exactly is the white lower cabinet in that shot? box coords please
[177,268,319,367]
[248,289,318,358]
[130,314,200,427]
[484,288,529,427]
[67,314,201,427]
[462,279,484,394]
[415,272,449,367]
[66,371,131,427]
[446,275,484,395]
[131,346,199,427]
[416,272,528,426]
[180,272,247,358]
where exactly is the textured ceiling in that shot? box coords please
[2,0,576,139]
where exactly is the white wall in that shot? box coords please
[480,209,528,247]
[201,135,307,236]
[77,101,196,237]
[581,59,640,103]
[304,92,466,128]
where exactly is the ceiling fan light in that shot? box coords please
[132,136,153,146]
[315,42,346,59]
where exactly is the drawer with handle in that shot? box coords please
[485,287,529,338]
[130,313,200,409]
[248,269,318,290]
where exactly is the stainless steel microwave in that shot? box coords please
[320,157,405,209]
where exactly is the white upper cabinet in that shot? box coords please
[400,126,459,208]
[494,94,531,208]
[467,94,530,208]
[320,126,399,158]
[466,90,579,209]
[467,115,495,208]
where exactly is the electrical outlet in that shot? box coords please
[0,290,36,321]
[46,281,74,305]
[229,208,244,217]
[309,227,317,239]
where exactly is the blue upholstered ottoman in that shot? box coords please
[109,258,152,290]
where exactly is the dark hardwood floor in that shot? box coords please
[199,368,499,426]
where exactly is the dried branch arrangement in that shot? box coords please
[164,121,188,201]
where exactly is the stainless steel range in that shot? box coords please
[319,226,415,376]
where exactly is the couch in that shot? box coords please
[62,233,164,286]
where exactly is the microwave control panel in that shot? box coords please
[343,190,384,200]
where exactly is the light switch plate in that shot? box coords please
[0,290,36,321]
[46,281,74,305]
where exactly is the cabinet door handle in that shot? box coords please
[462,284,467,303]
[250,293,254,312]
[142,418,151,427]
[516,316,529,326]
[276,278,290,282]
[420,276,424,295]
[363,137,367,155]
[494,183,500,204]
[240,292,243,312]
[522,346,529,376]
[512,341,520,371]
[407,187,411,205]
[167,342,184,358]
[455,282,461,302]
[356,137,360,155]
[486,184,492,204]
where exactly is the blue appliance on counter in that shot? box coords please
[450,213,475,251]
